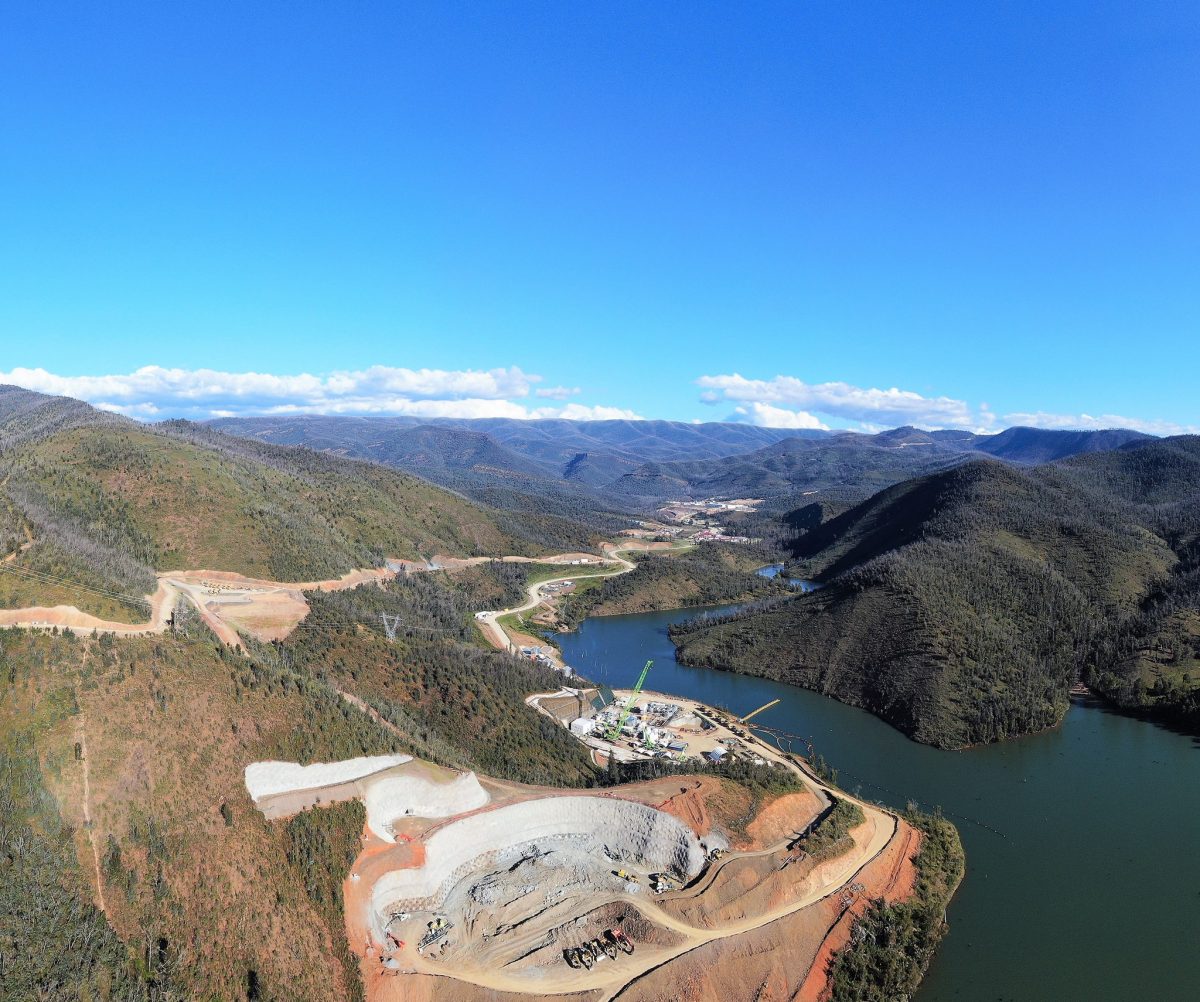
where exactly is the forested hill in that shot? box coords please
[208,413,803,526]
[671,438,1200,748]
[0,386,535,618]
[609,425,1152,502]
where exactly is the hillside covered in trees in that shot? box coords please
[0,387,543,619]
[555,544,786,626]
[0,555,603,1000]
[672,437,1200,747]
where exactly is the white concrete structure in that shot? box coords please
[244,755,412,803]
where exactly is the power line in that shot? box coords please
[0,561,154,611]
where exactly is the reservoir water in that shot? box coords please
[555,604,1200,1002]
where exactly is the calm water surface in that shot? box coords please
[555,604,1200,1002]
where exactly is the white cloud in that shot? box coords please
[0,365,644,422]
[540,403,643,421]
[733,402,828,430]
[1003,411,1199,436]
[534,385,580,400]
[698,372,979,430]
[699,371,1190,436]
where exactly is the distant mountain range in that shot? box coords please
[208,415,1152,514]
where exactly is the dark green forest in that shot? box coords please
[673,439,1200,747]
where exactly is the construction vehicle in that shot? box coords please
[708,847,726,863]
[649,872,675,894]
[417,917,453,953]
[604,661,653,742]
[564,947,584,969]
[607,928,635,955]
[613,868,640,883]
[596,936,617,960]
[577,944,594,969]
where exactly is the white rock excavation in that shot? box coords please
[361,769,490,842]
[245,755,413,803]
[368,794,706,937]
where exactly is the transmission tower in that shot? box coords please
[381,613,402,640]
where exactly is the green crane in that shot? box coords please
[605,660,653,742]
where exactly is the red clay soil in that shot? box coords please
[367,969,603,1002]
[618,819,921,1002]
[744,789,825,850]
[795,819,922,1002]
[653,778,715,836]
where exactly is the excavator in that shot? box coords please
[606,928,635,955]
[649,872,676,893]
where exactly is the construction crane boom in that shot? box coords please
[605,660,653,742]
[740,698,781,723]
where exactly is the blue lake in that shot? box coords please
[556,604,1200,1001]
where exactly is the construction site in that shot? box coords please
[528,661,782,768]
[245,710,922,1002]
[2,536,929,1001]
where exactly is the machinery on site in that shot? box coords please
[604,660,654,742]
[592,936,617,961]
[417,916,453,953]
[562,930,635,968]
[607,928,635,955]
[649,872,676,894]
[613,868,640,883]
[779,848,807,870]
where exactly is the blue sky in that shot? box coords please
[1,2,1197,433]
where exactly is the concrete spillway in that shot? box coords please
[369,795,705,936]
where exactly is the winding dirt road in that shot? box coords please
[0,541,673,649]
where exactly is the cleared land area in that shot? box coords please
[245,738,913,1002]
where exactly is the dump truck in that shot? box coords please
[595,936,617,960]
